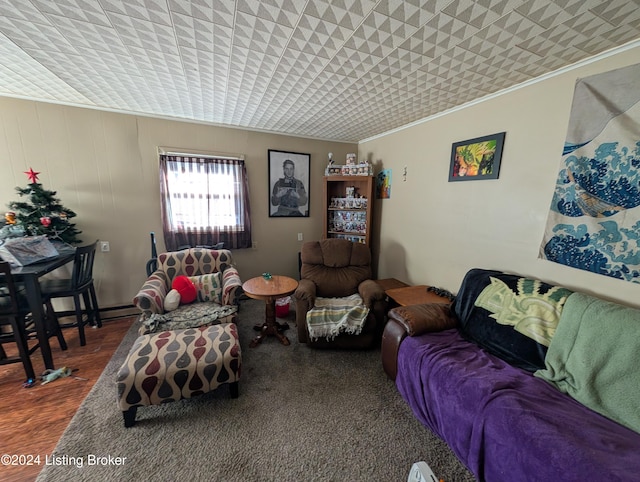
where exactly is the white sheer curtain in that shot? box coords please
[159,154,251,250]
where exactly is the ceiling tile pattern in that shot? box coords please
[0,0,639,142]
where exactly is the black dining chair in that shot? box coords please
[40,240,102,346]
[0,261,37,380]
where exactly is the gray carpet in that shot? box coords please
[37,299,475,482]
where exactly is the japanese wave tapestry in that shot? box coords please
[539,63,640,283]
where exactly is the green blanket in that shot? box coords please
[306,294,369,341]
[535,292,640,434]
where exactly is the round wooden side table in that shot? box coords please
[242,275,298,347]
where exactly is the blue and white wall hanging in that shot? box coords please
[540,63,640,282]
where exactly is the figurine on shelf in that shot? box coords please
[326,152,343,176]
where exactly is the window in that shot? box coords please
[159,153,251,250]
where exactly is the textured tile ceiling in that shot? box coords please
[1,0,639,142]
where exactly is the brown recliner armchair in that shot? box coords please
[294,239,387,349]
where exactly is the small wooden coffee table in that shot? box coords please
[242,275,298,347]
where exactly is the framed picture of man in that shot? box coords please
[268,149,310,217]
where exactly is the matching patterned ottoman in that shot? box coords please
[116,323,241,427]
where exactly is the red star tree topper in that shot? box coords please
[24,167,40,183]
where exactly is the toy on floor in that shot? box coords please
[41,367,72,384]
[22,378,36,388]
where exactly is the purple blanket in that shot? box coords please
[396,329,640,482]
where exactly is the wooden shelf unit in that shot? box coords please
[323,175,374,246]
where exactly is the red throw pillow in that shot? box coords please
[172,275,197,304]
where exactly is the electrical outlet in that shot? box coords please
[252,241,258,249]
[100,241,110,252]
[298,233,303,241]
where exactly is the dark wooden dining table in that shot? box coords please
[9,248,75,371]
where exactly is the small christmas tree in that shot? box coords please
[4,168,82,245]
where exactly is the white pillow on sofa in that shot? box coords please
[164,289,181,312]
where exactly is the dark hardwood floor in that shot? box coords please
[0,315,135,482]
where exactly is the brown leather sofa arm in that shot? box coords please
[381,303,456,380]
[388,302,455,336]
[381,318,408,381]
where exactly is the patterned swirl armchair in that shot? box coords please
[133,248,243,333]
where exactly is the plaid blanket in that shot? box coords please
[306,294,369,341]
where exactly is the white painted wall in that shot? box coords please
[360,44,640,308]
